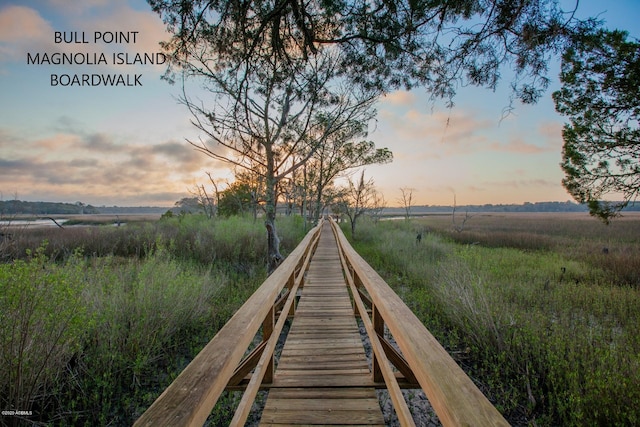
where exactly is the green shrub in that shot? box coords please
[0,244,90,415]
[62,247,223,424]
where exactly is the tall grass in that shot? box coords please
[423,212,640,286]
[3,214,306,270]
[0,214,306,425]
[348,216,640,426]
[0,246,88,422]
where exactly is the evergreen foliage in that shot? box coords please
[553,29,640,222]
[149,0,592,104]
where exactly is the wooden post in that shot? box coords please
[353,274,360,316]
[372,305,385,383]
[262,305,275,384]
[286,274,297,316]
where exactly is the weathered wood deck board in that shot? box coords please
[260,224,384,426]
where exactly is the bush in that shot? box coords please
[59,247,224,424]
[0,245,90,416]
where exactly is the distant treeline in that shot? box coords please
[384,200,640,215]
[0,200,171,215]
[0,200,100,215]
[2,199,638,216]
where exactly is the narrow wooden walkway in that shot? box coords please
[260,224,385,426]
[135,219,510,427]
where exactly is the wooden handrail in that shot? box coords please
[329,219,510,427]
[134,221,323,427]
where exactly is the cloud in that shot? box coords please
[53,115,85,133]
[484,120,564,154]
[155,141,188,157]
[0,2,168,73]
[32,132,197,169]
[68,158,100,168]
[0,5,112,73]
[0,158,33,171]
[83,4,168,55]
[33,133,78,150]
[380,108,492,142]
[46,0,114,13]
[83,133,121,152]
[378,107,494,159]
[538,121,564,148]
[48,0,169,62]
[482,178,558,189]
[0,127,22,148]
[438,112,493,145]
[489,137,549,154]
[380,91,417,107]
[0,5,54,61]
[155,141,200,165]
[466,185,486,193]
[0,125,220,206]
[0,6,50,42]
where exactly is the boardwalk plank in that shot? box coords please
[266,388,377,399]
[259,224,384,426]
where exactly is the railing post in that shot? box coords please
[262,305,275,384]
[372,305,385,383]
[286,274,297,316]
[352,270,359,317]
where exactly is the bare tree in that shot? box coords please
[190,172,222,219]
[338,170,379,238]
[181,48,378,272]
[399,187,415,220]
[370,192,387,224]
[452,194,473,233]
[305,139,392,225]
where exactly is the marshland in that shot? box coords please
[1,211,638,425]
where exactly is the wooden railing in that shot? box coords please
[135,218,509,426]
[134,221,323,427]
[328,219,509,427]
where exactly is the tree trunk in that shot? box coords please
[252,191,258,222]
[302,162,308,231]
[313,157,324,225]
[350,217,356,238]
[314,182,323,226]
[265,216,282,273]
[265,153,282,274]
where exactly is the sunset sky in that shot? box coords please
[1,0,639,207]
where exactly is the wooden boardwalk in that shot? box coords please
[135,219,510,427]
[260,223,385,426]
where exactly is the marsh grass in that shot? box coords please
[0,246,89,422]
[424,212,640,286]
[4,214,306,268]
[0,214,305,425]
[349,215,640,426]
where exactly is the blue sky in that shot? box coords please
[1,0,638,207]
